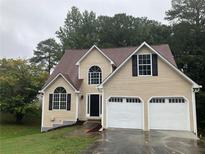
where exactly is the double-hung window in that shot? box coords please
[138,54,152,75]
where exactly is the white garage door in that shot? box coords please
[108,97,143,129]
[149,97,190,131]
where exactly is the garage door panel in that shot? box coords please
[108,100,143,129]
[149,97,190,131]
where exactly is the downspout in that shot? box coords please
[39,91,45,132]
[192,87,200,136]
[75,93,79,121]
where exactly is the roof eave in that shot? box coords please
[40,73,78,92]
[193,85,202,89]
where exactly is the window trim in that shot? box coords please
[52,87,68,110]
[52,93,67,110]
[88,65,102,85]
[137,54,152,76]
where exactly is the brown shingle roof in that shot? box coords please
[42,44,176,90]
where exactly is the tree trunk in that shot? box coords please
[16,113,24,123]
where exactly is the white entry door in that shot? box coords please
[107,97,143,129]
[149,97,190,131]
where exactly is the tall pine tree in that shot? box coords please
[30,38,62,73]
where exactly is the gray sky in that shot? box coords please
[0,0,171,59]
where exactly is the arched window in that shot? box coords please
[54,87,66,93]
[53,87,67,109]
[88,66,102,84]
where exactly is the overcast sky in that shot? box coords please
[0,0,171,59]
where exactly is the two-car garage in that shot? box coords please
[107,96,190,131]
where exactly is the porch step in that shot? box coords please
[86,119,101,123]
[86,123,102,133]
[83,121,102,132]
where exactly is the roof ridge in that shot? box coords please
[42,43,177,92]
[65,44,169,52]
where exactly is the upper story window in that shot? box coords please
[88,66,102,84]
[138,54,152,75]
[132,54,158,76]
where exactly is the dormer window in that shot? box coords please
[88,66,102,84]
[138,54,152,75]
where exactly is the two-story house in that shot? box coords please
[40,42,201,134]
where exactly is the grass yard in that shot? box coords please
[0,113,97,154]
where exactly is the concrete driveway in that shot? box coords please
[82,128,205,154]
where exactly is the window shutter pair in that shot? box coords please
[48,94,71,110]
[132,54,158,76]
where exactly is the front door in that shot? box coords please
[90,94,99,116]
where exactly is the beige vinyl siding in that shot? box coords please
[43,76,77,127]
[103,47,194,131]
[78,48,112,120]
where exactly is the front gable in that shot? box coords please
[44,75,76,95]
[42,75,77,128]
[104,47,192,92]
[78,46,113,81]
[41,73,78,93]
[76,45,115,66]
[99,42,201,89]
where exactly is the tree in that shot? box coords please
[56,6,98,49]
[165,0,205,87]
[97,14,171,47]
[36,6,171,61]
[0,59,48,122]
[56,6,82,50]
[97,14,138,47]
[166,0,205,47]
[33,6,173,68]
[30,38,62,73]
[165,0,205,26]
[166,0,205,133]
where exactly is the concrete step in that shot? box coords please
[83,121,102,132]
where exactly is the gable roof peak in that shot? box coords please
[98,42,201,88]
[75,44,115,65]
[40,73,80,93]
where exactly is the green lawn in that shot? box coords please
[0,113,97,154]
